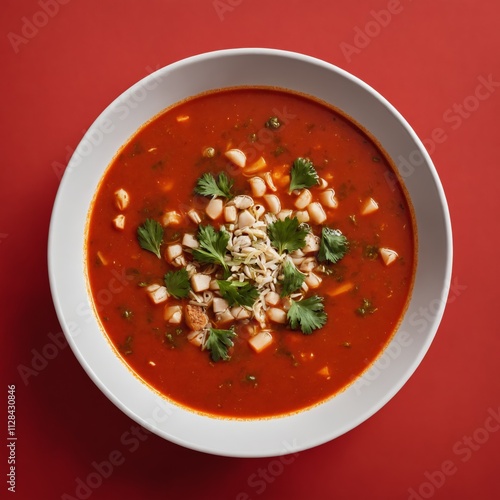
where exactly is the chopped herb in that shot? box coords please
[137,281,149,287]
[192,224,230,271]
[217,280,259,307]
[273,145,286,157]
[280,261,306,297]
[204,327,236,362]
[265,116,281,129]
[164,268,191,299]
[164,332,176,348]
[356,298,377,317]
[137,219,164,258]
[121,309,133,320]
[289,157,320,191]
[363,244,379,260]
[268,216,308,254]
[318,227,349,264]
[121,335,133,355]
[287,295,327,334]
[194,172,234,199]
[372,156,380,162]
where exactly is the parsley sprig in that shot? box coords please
[318,227,349,264]
[204,327,236,362]
[195,172,234,199]
[192,224,230,271]
[217,280,259,307]
[164,268,191,299]
[287,295,327,334]
[280,261,306,297]
[289,157,320,192]
[137,219,164,258]
[267,216,308,254]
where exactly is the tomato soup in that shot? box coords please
[86,87,416,419]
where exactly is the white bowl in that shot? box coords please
[48,48,452,457]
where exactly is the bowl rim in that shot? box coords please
[48,47,453,457]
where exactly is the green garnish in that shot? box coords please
[217,280,259,307]
[265,116,281,129]
[318,227,349,264]
[204,327,237,362]
[137,219,164,258]
[194,172,234,199]
[192,224,230,270]
[164,268,191,299]
[356,298,377,317]
[363,244,379,260]
[287,295,327,335]
[268,216,308,254]
[289,157,320,191]
[280,261,306,297]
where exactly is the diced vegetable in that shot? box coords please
[162,211,182,227]
[113,214,125,230]
[164,305,182,324]
[145,284,169,304]
[361,197,379,215]
[248,331,274,353]
[190,273,212,292]
[379,247,398,266]
[166,244,183,263]
[182,233,199,249]
[205,198,224,220]
[114,188,130,210]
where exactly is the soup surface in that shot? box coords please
[86,87,415,418]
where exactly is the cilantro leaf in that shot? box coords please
[318,227,349,264]
[164,268,190,299]
[204,327,237,362]
[194,172,234,199]
[137,219,164,258]
[217,280,259,307]
[287,295,327,334]
[280,261,306,297]
[268,216,308,254]
[289,158,320,191]
[192,224,230,270]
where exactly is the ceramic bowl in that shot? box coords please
[48,48,452,457]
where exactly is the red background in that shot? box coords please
[1,1,499,499]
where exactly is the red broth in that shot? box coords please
[86,87,416,418]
